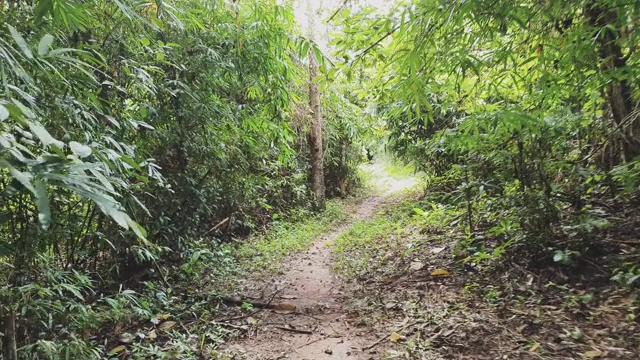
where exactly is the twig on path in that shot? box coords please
[325,321,343,338]
[362,320,424,351]
[425,323,462,344]
[215,322,249,331]
[215,289,280,322]
[296,313,322,322]
[362,334,388,351]
[276,326,314,334]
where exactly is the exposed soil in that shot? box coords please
[220,194,392,360]
[216,166,640,359]
[333,201,640,360]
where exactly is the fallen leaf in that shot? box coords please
[390,331,402,343]
[443,327,457,337]
[431,246,446,254]
[158,321,177,331]
[583,350,603,358]
[119,333,134,343]
[430,269,450,276]
[570,327,583,340]
[273,303,296,314]
[410,261,424,271]
[280,294,298,299]
[526,274,534,286]
[516,324,527,333]
[246,316,258,325]
[529,342,540,352]
[108,345,126,355]
[148,330,157,340]
[385,302,397,310]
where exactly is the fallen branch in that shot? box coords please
[204,217,230,236]
[362,333,388,351]
[279,336,330,358]
[276,326,313,334]
[215,322,248,331]
[215,290,280,322]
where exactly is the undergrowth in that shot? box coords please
[331,192,640,358]
[233,198,348,273]
[332,197,457,282]
[3,199,351,360]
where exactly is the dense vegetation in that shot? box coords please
[0,0,369,358]
[3,0,640,358]
[334,0,640,271]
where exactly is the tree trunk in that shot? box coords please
[587,3,639,165]
[338,137,349,197]
[308,50,325,210]
[1,306,18,360]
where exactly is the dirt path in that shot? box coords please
[224,195,388,360]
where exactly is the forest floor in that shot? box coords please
[215,160,419,360]
[215,160,640,360]
[221,194,389,360]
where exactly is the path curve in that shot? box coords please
[226,195,386,360]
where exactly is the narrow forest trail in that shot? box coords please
[227,195,384,359]
[222,163,418,360]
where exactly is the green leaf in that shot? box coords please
[69,141,92,158]
[108,208,129,229]
[38,34,55,56]
[0,160,36,194]
[34,179,51,230]
[141,37,151,46]
[28,121,64,149]
[119,155,142,170]
[156,52,165,61]
[126,216,148,241]
[34,0,54,22]
[553,250,564,263]
[300,40,310,59]
[8,25,33,59]
[60,283,84,300]
[0,104,9,120]
[627,274,640,285]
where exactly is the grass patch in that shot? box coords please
[234,198,348,272]
[332,200,419,280]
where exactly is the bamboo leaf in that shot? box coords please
[8,25,33,59]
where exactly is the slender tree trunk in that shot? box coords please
[308,50,325,210]
[306,0,325,210]
[338,137,349,197]
[587,3,639,165]
[1,306,18,360]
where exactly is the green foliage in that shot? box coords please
[234,199,347,272]
[333,0,640,273]
[333,200,420,279]
[0,0,369,358]
[611,263,640,287]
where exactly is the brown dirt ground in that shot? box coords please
[216,187,640,360]
[218,194,393,360]
[333,202,640,360]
